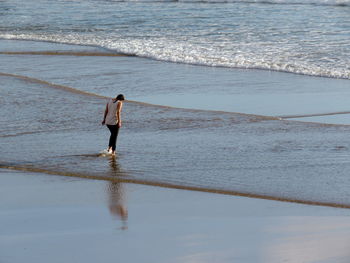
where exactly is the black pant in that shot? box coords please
[107,125,120,151]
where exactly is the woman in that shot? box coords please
[102,94,125,155]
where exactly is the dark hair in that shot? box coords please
[116,94,125,101]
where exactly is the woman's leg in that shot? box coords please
[107,125,114,150]
[112,125,120,151]
[107,125,120,152]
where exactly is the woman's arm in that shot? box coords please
[116,101,123,127]
[102,103,108,125]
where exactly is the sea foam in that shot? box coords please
[2,33,349,80]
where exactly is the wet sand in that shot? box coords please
[2,169,350,263]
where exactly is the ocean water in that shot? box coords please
[1,0,350,79]
[1,0,350,207]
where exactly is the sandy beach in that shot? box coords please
[2,169,350,263]
[2,37,350,263]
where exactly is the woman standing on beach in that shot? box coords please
[102,94,125,155]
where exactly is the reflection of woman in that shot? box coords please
[108,181,128,229]
[108,157,128,229]
[102,94,125,155]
